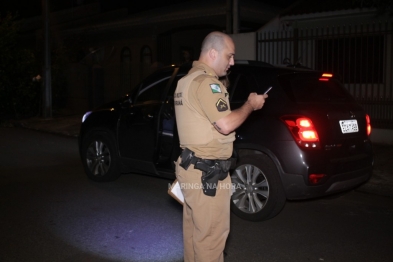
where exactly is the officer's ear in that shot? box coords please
[209,48,218,60]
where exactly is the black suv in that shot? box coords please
[79,61,373,221]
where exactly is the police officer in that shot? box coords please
[174,31,267,262]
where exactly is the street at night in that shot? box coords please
[1,127,392,262]
[1,0,393,260]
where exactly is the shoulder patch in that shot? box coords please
[210,83,221,93]
[216,98,228,112]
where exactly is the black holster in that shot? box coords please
[179,148,233,197]
[194,159,231,197]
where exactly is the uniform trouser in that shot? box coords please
[176,158,231,262]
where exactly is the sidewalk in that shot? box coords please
[9,114,83,138]
[6,114,393,198]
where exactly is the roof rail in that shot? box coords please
[235,60,274,67]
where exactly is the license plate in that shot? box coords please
[339,119,359,134]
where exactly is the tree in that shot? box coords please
[0,13,40,120]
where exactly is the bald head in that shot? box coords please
[198,31,235,77]
[200,32,230,53]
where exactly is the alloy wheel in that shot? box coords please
[86,140,111,177]
[231,163,269,214]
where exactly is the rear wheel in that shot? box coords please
[81,131,121,182]
[230,154,286,221]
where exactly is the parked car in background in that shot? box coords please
[78,61,374,221]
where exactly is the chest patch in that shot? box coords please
[210,83,221,93]
[216,98,228,112]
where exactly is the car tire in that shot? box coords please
[230,154,286,221]
[81,131,121,182]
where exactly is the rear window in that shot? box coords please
[278,74,351,103]
[228,66,278,102]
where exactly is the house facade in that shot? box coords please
[23,0,279,113]
[251,0,393,143]
[20,0,393,143]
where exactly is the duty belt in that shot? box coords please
[179,148,233,196]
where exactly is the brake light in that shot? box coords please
[366,114,371,136]
[309,174,326,185]
[282,116,320,148]
[297,118,319,141]
[319,73,333,81]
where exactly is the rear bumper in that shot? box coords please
[283,166,373,199]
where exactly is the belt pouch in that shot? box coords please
[179,148,194,170]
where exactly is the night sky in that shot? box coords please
[1,0,298,19]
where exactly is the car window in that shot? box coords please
[230,74,258,102]
[278,75,351,103]
[229,66,279,102]
[134,69,175,103]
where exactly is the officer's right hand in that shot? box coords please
[247,92,267,111]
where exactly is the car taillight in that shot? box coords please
[319,73,333,81]
[366,114,371,136]
[282,116,320,149]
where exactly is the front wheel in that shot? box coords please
[230,155,286,221]
[80,131,121,182]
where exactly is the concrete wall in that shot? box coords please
[230,32,256,60]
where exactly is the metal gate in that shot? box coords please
[257,21,393,129]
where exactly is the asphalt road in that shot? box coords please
[1,128,392,262]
